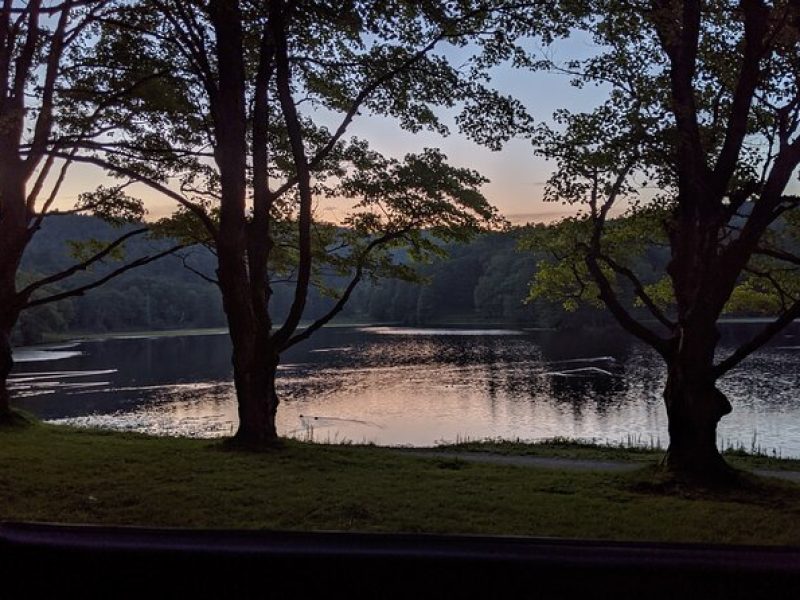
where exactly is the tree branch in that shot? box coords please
[283,229,407,349]
[18,227,148,297]
[585,250,671,355]
[711,0,768,191]
[597,253,676,330]
[23,244,187,309]
[178,252,219,286]
[23,0,71,178]
[650,0,711,193]
[583,157,670,353]
[268,6,488,201]
[270,0,313,347]
[754,247,800,267]
[714,299,800,377]
[43,150,218,238]
[248,16,276,334]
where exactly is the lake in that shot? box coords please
[10,324,800,457]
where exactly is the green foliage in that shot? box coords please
[66,238,126,264]
[725,280,786,315]
[724,263,800,316]
[523,219,594,311]
[337,146,501,287]
[151,208,218,248]
[529,260,597,313]
[522,212,668,314]
[56,1,535,343]
[514,1,800,338]
[638,277,674,311]
[75,186,147,225]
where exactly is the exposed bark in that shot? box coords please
[209,0,314,445]
[659,193,735,477]
[583,100,757,481]
[269,0,313,349]
[248,21,275,342]
[217,250,267,444]
[648,1,776,479]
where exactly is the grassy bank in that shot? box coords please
[433,437,800,472]
[2,422,800,545]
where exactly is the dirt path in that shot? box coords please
[753,469,800,483]
[399,450,800,482]
[401,450,642,472]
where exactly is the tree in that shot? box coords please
[67,0,544,446]
[525,0,800,480]
[0,0,183,423]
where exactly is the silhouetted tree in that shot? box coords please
[0,0,180,423]
[527,0,800,480]
[70,0,543,445]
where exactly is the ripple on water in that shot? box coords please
[360,326,524,336]
[13,349,85,362]
[13,327,800,457]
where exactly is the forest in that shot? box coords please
[15,215,625,344]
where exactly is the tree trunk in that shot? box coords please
[218,278,281,446]
[663,360,733,480]
[0,172,29,422]
[232,354,279,447]
[0,252,23,424]
[218,254,280,447]
[0,325,13,421]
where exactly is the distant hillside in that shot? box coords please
[15,216,617,345]
[16,216,226,344]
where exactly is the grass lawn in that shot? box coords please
[433,437,800,471]
[2,421,800,545]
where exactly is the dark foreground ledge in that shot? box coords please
[2,522,799,598]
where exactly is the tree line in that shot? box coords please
[16,216,629,344]
[25,212,783,347]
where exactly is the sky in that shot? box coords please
[50,35,612,224]
[325,35,610,225]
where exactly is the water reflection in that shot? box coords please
[10,324,800,457]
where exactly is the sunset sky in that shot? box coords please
[51,36,612,224]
